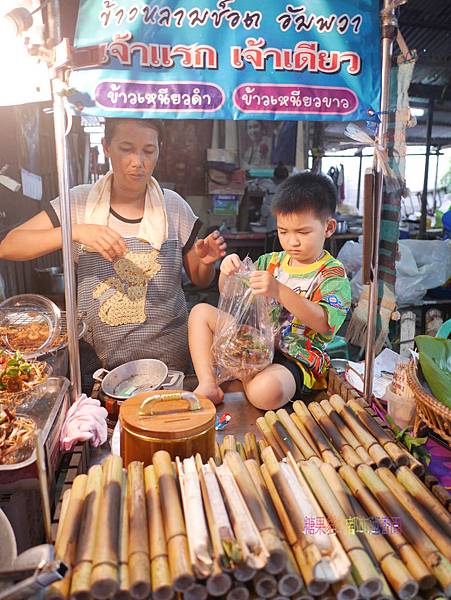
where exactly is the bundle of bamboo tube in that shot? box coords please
[52,392,450,600]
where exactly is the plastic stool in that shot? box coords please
[325,335,350,360]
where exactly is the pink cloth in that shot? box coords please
[60,394,108,452]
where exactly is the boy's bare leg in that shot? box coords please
[188,303,224,405]
[243,364,296,411]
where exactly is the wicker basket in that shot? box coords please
[407,359,451,442]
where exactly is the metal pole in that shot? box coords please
[52,78,81,398]
[363,0,396,401]
[419,98,434,237]
[356,150,363,210]
[432,146,440,212]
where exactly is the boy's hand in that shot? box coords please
[194,230,227,265]
[250,271,280,299]
[220,253,241,276]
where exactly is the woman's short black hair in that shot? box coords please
[272,171,337,221]
[104,118,164,146]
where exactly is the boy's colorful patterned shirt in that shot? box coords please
[255,250,351,389]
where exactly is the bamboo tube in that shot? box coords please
[244,432,260,464]
[256,417,284,460]
[296,460,381,598]
[308,402,363,468]
[56,488,71,547]
[265,411,303,463]
[214,441,222,465]
[214,460,269,569]
[430,484,451,509]
[49,474,88,600]
[226,585,250,600]
[320,400,374,466]
[195,456,241,571]
[183,583,208,600]
[223,435,237,454]
[70,465,104,600]
[144,466,173,600]
[233,562,256,581]
[127,462,151,600]
[206,563,232,597]
[177,457,213,579]
[225,451,286,574]
[152,451,194,592]
[290,403,319,451]
[376,467,451,561]
[347,399,410,466]
[357,464,451,595]
[115,471,130,600]
[236,440,247,462]
[260,463,327,596]
[331,574,359,600]
[277,544,304,597]
[91,455,123,600]
[292,402,341,468]
[258,438,269,455]
[339,464,436,592]
[253,572,278,598]
[396,467,451,533]
[276,409,317,461]
[329,395,391,467]
[245,459,284,540]
[408,454,426,477]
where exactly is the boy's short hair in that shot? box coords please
[104,117,164,146]
[272,171,337,220]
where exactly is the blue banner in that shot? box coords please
[70,0,381,121]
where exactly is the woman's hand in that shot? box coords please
[250,271,280,299]
[194,230,226,265]
[220,253,241,276]
[73,224,127,262]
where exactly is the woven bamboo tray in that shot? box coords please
[407,358,451,443]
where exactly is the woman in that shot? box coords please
[0,118,226,372]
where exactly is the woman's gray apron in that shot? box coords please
[77,236,189,372]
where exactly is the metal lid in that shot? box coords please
[0,294,61,359]
[119,390,216,440]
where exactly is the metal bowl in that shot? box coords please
[93,359,169,400]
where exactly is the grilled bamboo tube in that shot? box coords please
[265,411,303,463]
[225,451,286,573]
[258,439,269,455]
[144,466,173,600]
[320,400,374,466]
[244,459,284,540]
[357,464,451,595]
[70,465,103,600]
[152,451,194,592]
[127,462,151,600]
[376,468,451,561]
[277,544,304,597]
[292,401,341,468]
[256,417,284,460]
[408,453,426,477]
[244,432,260,464]
[347,399,410,466]
[115,471,130,600]
[395,467,451,534]
[276,408,318,461]
[183,583,208,600]
[331,574,359,600]
[339,464,436,592]
[328,395,391,467]
[49,474,88,600]
[253,572,278,598]
[222,435,237,456]
[308,402,363,468]
[214,441,222,466]
[226,585,250,600]
[91,455,123,600]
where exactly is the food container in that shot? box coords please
[93,358,169,400]
[120,390,216,466]
[384,384,416,429]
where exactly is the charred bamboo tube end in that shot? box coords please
[152,585,174,600]
[226,585,250,600]
[277,572,303,597]
[333,582,359,600]
[306,579,329,596]
[172,573,195,593]
[183,583,208,600]
[206,571,232,597]
[264,546,287,575]
[234,563,257,582]
[253,572,278,598]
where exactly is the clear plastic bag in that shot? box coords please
[212,257,274,383]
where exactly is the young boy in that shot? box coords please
[188,172,351,409]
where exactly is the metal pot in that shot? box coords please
[335,219,349,234]
[93,359,175,400]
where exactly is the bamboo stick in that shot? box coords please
[152,451,194,592]
[276,409,317,461]
[329,395,391,467]
[115,471,130,600]
[376,468,451,561]
[256,417,284,460]
[177,457,213,579]
[292,402,341,468]
[396,467,451,534]
[357,464,451,595]
[244,459,284,540]
[320,400,374,466]
[244,432,260,464]
[70,465,103,600]
[338,464,436,592]
[144,466,173,600]
[214,441,222,465]
[225,451,286,574]
[308,402,363,468]
[253,572,278,598]
[49,474,88,600]
[347,399,410,466]
[91,455,123,600]
[127,462,151,600]
[265,411,303,463]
